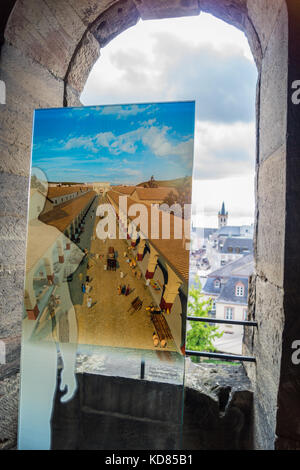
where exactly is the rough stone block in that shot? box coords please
[199,0,247,31]
[0,43,64,175]
[247,0,285,54]
[0,172,29,217]
[256,146,285,288]
[67,0,119,25]
[0,268,24,338]
[64,85,83,108]
[0,374,20,449]
[258,5,288,163]
[183,361,253,449]
[66,31,100,93]
[0,239,27,266]
[248,275,284,449]
[133,0,200,20]
[243,15,262,69]
[91,0,140,48]
[0,216,26,241]
[5,0,86,79]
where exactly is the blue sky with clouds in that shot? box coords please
[79,14,257,225]
[32,101,195,184]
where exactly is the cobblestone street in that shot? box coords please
[73,199,178,352]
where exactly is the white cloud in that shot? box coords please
[192,175,255,227]
[64,136,97,153]
[81,14,257,124]
[94,123,193,165]
[141,125,194,166]
[193,120,255,180]
[98,104,153,118]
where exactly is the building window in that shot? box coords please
[225,307,233,320]
[235,283,245,297]
[228,246,233,253]
[214,279,221,289]
[236,247,240,253]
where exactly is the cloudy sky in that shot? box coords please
[32,101,195,184]
[81,13,257,227]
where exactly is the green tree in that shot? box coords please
[164,190,177,207]
[186,278,223,353]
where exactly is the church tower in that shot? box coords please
[218,202,228,228]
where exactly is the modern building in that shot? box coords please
[202,254,253,354]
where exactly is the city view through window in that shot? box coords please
[82,14,257,357]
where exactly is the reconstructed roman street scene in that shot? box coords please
[19,101,195,449]
[24,102,194,354]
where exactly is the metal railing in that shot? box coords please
[186,316,257,363]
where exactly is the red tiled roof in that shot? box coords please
[107,190,190,283]
[47,185,89,199]
[134,187,178,201]
[112,186,136,195]
[40,191,96,232]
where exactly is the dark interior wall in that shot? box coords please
[0,1,17,47]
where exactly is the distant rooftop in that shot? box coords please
[208,254,254,279]
[216,276,249,305]
[219,237,253,254]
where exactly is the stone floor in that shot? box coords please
[74,207,178,352]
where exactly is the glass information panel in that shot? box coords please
[18,101,195,450]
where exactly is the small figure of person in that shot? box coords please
[87,296,92,308]
[120,271,124,279]
[79,272,83,281]
[117,285,122,295]
[121,285,126,295]
[86,283,91,294]
[153,333,159,348]
[145,278,150,289]
[81,283,86,294]
[125,285,130,296]
[86,275,90,283]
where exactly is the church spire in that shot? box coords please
[218,202,228,228]
[220,201,226,216]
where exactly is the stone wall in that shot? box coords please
[50,361,253,450]
[0,0,299,450]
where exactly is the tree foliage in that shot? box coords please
[186,278,223,352]
[163,176,192,213]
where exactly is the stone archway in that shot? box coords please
[0,0,299,451]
